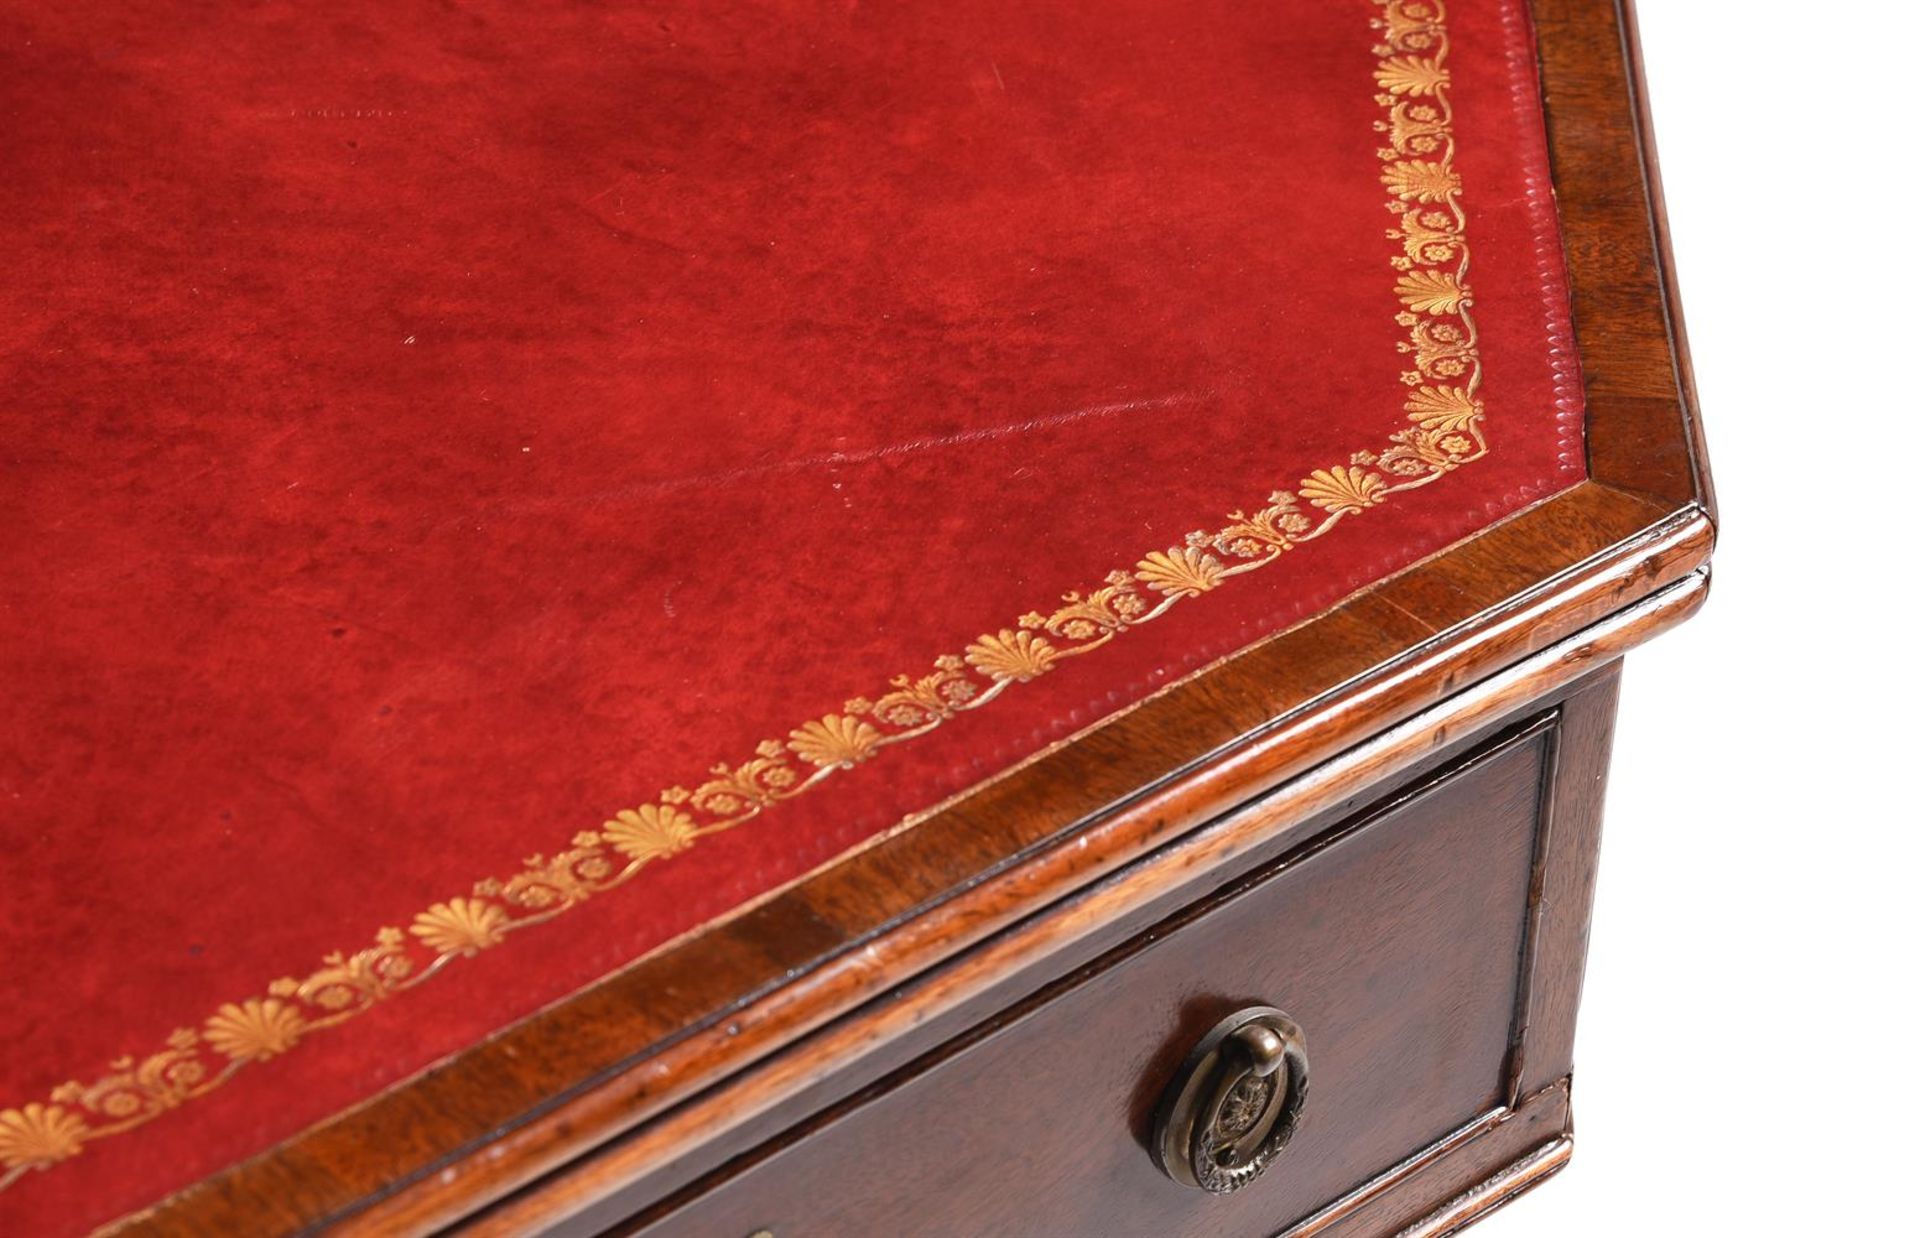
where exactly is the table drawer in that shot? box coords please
[626,720,1559,1237]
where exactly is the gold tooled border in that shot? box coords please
[0,0,1485,1189]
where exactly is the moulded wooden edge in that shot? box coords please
[1395,1135,1575,1238]
[110,0,1714,1231]
[1534,0,1712,516]
[398,570,1703,1236]
[493,666,1625,1236]
[1283,1083,1576,1238]
[115,502,1711,1238]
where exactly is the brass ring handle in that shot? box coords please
[1150,1006,1309,1193]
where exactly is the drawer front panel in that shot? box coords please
[635,727,1550,1237]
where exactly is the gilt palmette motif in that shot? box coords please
[1,0,1484,1187]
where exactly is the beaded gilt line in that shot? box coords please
[0,0,1483,1189]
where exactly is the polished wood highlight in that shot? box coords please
[1396,1139,1575,1238]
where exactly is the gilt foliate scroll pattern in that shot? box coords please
[0,0,1485,1190]
[1376,0,1486,483]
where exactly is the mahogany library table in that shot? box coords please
[0,0,1712,1233]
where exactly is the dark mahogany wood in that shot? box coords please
[463,600,1687,1236]
[1510,674,1619,1102]
[109,1,1711,1233]
[1342,1091,1572,1238]
[1535,0,1713,517]
[479,666,1625,1238]
[625,714,1559,1237]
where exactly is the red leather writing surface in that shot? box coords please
[0,0,1580,1229]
